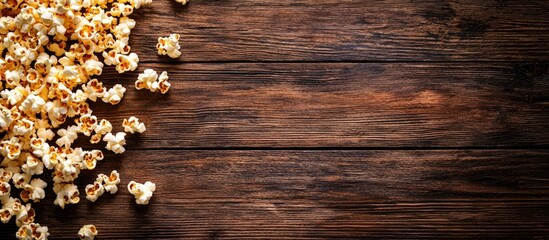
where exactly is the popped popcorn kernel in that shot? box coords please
[103,132,126,154]
[85,181,104,202]
[156,34,181,58]
[135,69,171,94]
[78,224,98,240]
[123,116,146,134]
[16,222,49,240]
[127,181,156,205]
[98,170,121,194]
[0,0,177,235]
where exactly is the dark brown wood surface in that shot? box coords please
[2,0,549,239]
[4,150,549,239]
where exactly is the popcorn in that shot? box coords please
[135,69,171,94]
[78,224,98,240]
[156,34,181,58]
[127,181,156,205]
[98,170,120,194]
[16,223,49,240]
[91,119,112,144]
[0,0,177,236]
[135,69,158,91]
[103,132,126,154]
[123,116,146,134]
[101,84,126,105]
[85,181,104,202]
[55,125,79,148]
[53,183,80,209]
[19,178,47,203]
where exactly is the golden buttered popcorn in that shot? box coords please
[0,0,178,237]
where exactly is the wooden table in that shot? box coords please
[2,0,549,239]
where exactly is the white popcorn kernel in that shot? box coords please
[123,116,146,134]
[2,137,23,160]
[76,114,98,136]
[20,178,47,203]
[0,181,11,201]
[85,181,104,202]
[18,94,46,113]
[21,155,44,175]
[91,119,112,144]
[13,118,34,136]
[80,150,103,170]
[101,84,126,105]
[16,222,49,240]
[55,125,79,148]
[98,170,120,194]
[127,180,156,205]
[103,132,126,154]
[53,183,80,209]
[78,224,98,240]
[135,68,158,91]
[12,173,31,189]
[156,34,181,58]
[157,71,171,94]
[82,79,106,102]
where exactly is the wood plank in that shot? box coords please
[79,62,549,149]
[126,0,549,62]
[1,150,548,239]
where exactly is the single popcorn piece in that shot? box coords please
[101,84,126,105]
[53,183,80,209]
[19,178,47,203]
[128,181,156,205]
[85,181,104,202]
[98,170,121,194]
[103,132,126,154]
[135,69,171,94]
[156,34,181,58]
[123,116,146,134]
[78,225,98,240]
[157,71,172,94]
[135,69,158,91]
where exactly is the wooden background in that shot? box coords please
[2,0,549,239]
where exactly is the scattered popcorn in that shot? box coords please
[123,116,146,134]
[128,181,156,205]
[156,34,182,58]
[0,0,178,236]
[78,224,98,240]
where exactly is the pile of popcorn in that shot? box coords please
[0,0,189,238]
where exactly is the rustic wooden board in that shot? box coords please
[127,0,549,62]
[1,150,549,239]
[81,62,549,149]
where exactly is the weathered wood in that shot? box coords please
[127,0,549,62]
[1,150,549,239]
[79,62,549,149]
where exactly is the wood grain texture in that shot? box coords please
[1,150,549,239]
[127,0,549,62]
[80,62,549,149]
